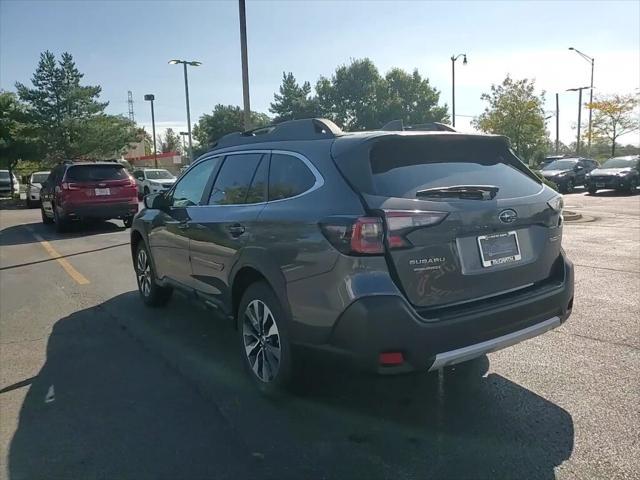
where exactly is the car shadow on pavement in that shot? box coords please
[0,220,125,247]
[7,292,574,480]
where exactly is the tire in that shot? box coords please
[565,179,574,193]
[238,281,293,393]
[53,206,68,233]
[627,178,638,194]
[588,186,597,195]
[41,206,53,225]
[134,241,173,307]
[123,216,133,228]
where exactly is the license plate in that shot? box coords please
[596,183,605,188]
[95,188,110,196]
[477,231,522,267]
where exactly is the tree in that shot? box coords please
[15,51,136,160]
[192,104,270,152]
[269,72,320,122]
[158,128,182,153]
[587,94,639,157]
[315,58,383,130]
[276,59,447,131]
[378,68,449,126]
[0,91,39,194]
[472,76,549,162]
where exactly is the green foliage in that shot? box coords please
[269,72,320,122]
[15,51,137,160]
[192,104,271,153]
[270,58,447,130]
[0,91,39,168]
[158,128,182,153]
[587,94,639,157]
[473,76,549,163]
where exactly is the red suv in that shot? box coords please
[40,162,138,232]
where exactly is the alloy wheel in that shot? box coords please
[136,248,152,297]
[242,299,281,382]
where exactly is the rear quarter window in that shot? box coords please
[368,136,542,200]
[65,165,128,182]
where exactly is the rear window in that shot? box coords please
[366,137,542,200]
[65,165,128,182]
[31,173,49,183]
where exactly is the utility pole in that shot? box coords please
[182,62,193,162]
[127,91,135,122]
[556,93,560,155]
[569,48,595,153]
[239,0,251,130]
[567,86,590,156]
[450,54,467,128]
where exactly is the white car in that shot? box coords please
[133,168,177,198]
[26,171,50,207]
[0,170,20,198]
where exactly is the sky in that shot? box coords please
[1,0,639,147]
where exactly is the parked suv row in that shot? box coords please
[540,157,599,193]
[130,119,574,390]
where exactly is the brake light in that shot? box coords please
[126,173,136,187]
[319,216,384,255]
[383,210,449,249]
[61,182,80,191]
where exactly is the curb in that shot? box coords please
[563,210,582,221]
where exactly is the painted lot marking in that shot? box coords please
[26,227,90,285]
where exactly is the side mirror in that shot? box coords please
[575,165,584,171]
[144,192,170,210]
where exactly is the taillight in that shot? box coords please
[126,173,137,187]
[319,216,384,255]
[61,182,80,191]
[383,210,448,249]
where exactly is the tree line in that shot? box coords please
[2,51,638,185]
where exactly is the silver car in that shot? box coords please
[26,171,50,208]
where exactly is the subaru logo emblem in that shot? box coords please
[499,209,517,224]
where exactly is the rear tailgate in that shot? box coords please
[64,164,137,204]
[333,134,563,308]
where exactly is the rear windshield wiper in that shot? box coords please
[415,185,499,200]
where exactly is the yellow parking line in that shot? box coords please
[27,229,90,285]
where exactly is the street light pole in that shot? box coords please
[179,131,188,160]
[450,53,467,128]
[555,93,560,155]
[144,94,158,168]
[567,86,591,155]
[238,0,251,131]
[169,59,201,164]
[569,47,595,153]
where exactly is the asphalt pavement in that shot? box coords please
[0,190,638,480]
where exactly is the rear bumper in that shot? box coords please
[63,201,139,219]
[325,255,574,374]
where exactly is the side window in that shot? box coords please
[171,158,217,207]
[268,153,316,201]
[134,170,144,180]
[245,156,269,204]
[209,153,264,205]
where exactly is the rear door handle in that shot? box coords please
[227,223,246,237]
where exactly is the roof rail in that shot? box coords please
[212,118,342,150]
[379,120,456,132]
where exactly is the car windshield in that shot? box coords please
[66,165,128,181]
[146,170,174,180]
[543,160,577,170]
[0,171,9,180]
[31,173,50,183]
[602,158,637,168]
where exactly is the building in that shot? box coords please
[125,152,185,174]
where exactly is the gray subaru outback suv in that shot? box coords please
[130,118,574,390]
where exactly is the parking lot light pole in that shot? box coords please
[569,47,595,153]
[169,59,201,163]
[450,53,467,128]
[179,131,189,162]
[144,94,158,168]
[567,86,591,155]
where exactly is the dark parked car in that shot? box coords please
[540,157,598,193]
[130,119,574,391]
[41,162,138,232]
[585,155,639,194]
